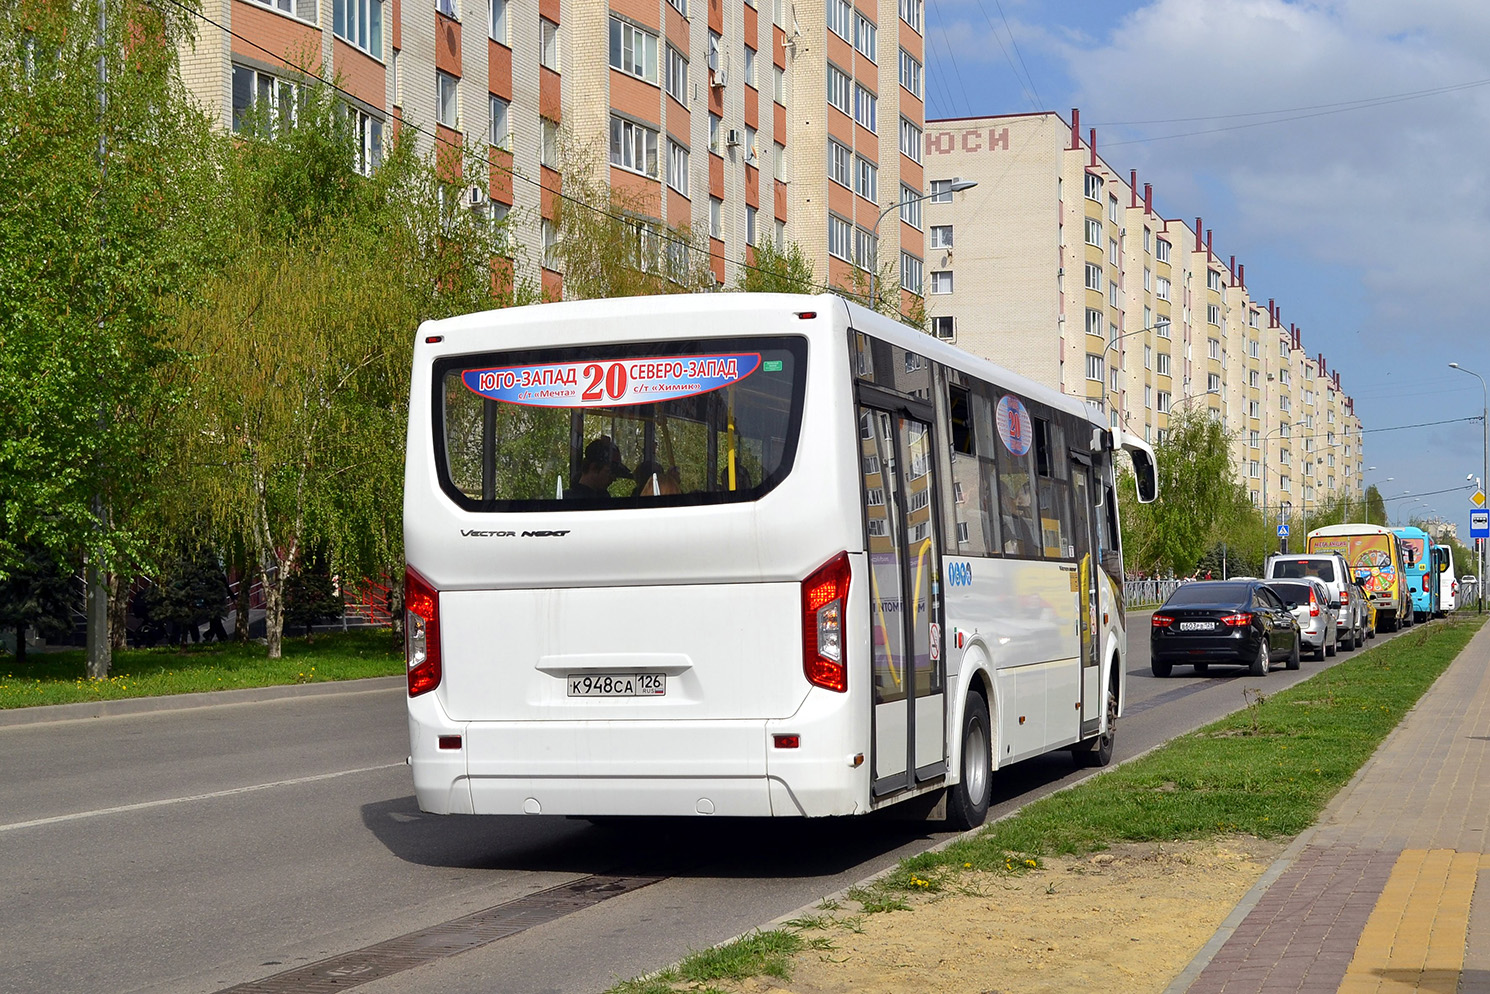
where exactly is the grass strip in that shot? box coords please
[604,613,1484,993]
[0,629,404,708]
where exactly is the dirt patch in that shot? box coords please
[730,835,1290,994]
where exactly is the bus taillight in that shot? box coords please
[405,566,442,697]
[802,552,851,693]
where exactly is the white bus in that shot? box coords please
[404,293,1158,827]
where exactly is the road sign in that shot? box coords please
[1277,524,1290,538]
[1474,490,1486,509]
[1473,510,1489,539]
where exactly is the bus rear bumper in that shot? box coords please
[408,692,867,818]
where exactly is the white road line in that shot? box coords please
[0,762,405,833]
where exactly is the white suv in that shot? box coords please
[1265,553,1366,651]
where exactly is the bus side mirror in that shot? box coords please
[1130,448,1158,504]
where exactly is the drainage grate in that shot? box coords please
[217,874,662,994]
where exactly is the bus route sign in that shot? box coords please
[1472,510,1489,539]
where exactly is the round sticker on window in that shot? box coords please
[996,394,1032,456]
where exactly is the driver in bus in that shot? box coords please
[565,437,632,498]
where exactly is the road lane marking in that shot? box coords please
[0,762,405,833]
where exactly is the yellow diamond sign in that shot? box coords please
[1474,490,1486,508]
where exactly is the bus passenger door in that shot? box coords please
[858,404,947,797]
[1071,456,1101,733]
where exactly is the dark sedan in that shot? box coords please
[1150,580,1300,677]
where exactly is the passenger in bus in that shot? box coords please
[1000,481,1039,556]
[633,461,681,496]
[564,437,632,498]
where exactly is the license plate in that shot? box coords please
[1178,621,1215,631]
[567,673,666,697]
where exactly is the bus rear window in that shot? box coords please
[432,337,807,511]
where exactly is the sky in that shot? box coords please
[922,0,1490,540]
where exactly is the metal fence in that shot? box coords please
[1124,577,1181,608]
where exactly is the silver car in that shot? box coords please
[1263,578,1337,660]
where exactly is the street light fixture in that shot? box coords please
[869,178,977,313]
[1449,362,1488,610]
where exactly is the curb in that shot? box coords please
[0,675,406,728]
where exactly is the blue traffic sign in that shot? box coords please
[1277,524,1290,538]
[1472,510,1489,539]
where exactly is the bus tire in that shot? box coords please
[1077,676,1118,768]
[945,691,991,831]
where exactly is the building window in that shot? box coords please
[1208,337,1220,360]
[488,95,509,147]
[231,65,301,134]
[540,18,559,71]
[708,113,721,152]
[828,140,851,186]
[1144,344,1152,369]
[746,205,758,246]
[540,116,558,167]
[1084,262,1102,291]
[931,315,953,339]
[827,65,851,115]
[899,0,921,32]
[1109,281,1119,307]
[665,45,687,103]
[744,124,758,163]
[854,227,876,270]
[773,65,786,104]
[900,185,922,228]
[1156,352,1170,375]
[668,0,687,13]
[708,30,721,74]
[1156,314,1171,338]
[1157,391,1171,413]
[609,115,658,176]
[1084,172,1102,200]
[854,12,876,60]
[930,179,954,203]
[436,0,455,18]
[899,118,922,163]
[828,215,852,261]
[1109,194,1119,224]
[1143,226,1151,252]
[1249,339,1260,358]
[1084,217,1102,246]
[334,0,382,55]
[1207,269,1222,290]
[610,17,657,83]
[828,0,852,39]
[1110,366,1120,393]
[667,140,689,195]
[709,197,722,239]
[930,225,952,249]
[1155,276,1171,301]
[1143,266,1151,291]
[346,105,384,175]
[775,219,785,250]
[436,70,458,128]
[1249,460,1260,479]
[541,218,557,269]
[488,0,506,43]
[1086,354,1104,381]
[931,270,953,294]
[1249,369,1260,387]
[1109,238,1119,265]
[1085,308,1104,337]
[1207,303,1220,325]
[853,84,877,131]
[855,157,878,202]
[743,45,757,87]
[774,141,787,182]
[1145,385,1152,409]
[1155,238,1170,262]
[901,252,923,294]
[1207,372,1221,392]
[899,49,922,98]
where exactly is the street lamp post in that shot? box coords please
[1262,422,1291,550]
[870,178,977,313]
[1449,362,1488,610]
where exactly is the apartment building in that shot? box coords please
[920,109,1364,515]
[177,0,927,310]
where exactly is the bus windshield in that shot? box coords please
[433,336,807,511]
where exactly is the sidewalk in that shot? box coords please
[1168,620,1490,994]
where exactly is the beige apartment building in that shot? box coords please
[920,109,1364,519]
[178,0,929,309]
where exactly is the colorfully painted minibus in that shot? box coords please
[1307,524,1414,632]
[1393,526,1437,623]
[402,293,1158,827]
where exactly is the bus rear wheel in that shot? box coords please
[945,691,991,831]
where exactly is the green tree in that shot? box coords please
[168,79,525,659]
[731,237,817,294]
[0,543,79,663]
[0,0,223,675]
[283,544,343,640]
[1120,409,1249,576]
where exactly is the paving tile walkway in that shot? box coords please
[1173,620,1490,994]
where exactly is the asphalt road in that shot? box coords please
[0,614,1414,994]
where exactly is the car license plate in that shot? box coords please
[1178,621,1215,631]
[567,673,666,697]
